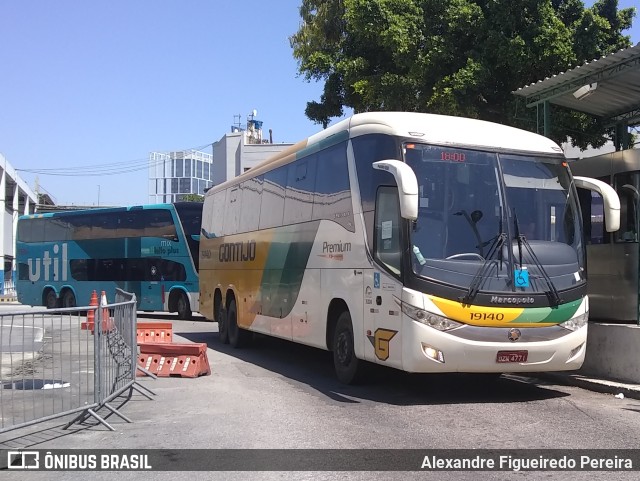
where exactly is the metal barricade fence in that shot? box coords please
[0,289,154,435]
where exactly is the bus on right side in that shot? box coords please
[199,112,621,383]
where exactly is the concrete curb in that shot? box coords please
[531,372,640,400]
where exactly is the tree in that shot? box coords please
[181,194,204,202]
[290,0,635,148]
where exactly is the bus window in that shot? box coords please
[46,218,72,241]
[223,186,241,235]
[374,186,402,276]
[313,143,354,232]
[259,166,287,229]
[352,134,400,211]
[578,188,605,244]
[144,209,176,239]
[211,190,226,238]
[92,212,118,239]
[284,157,316,225]
[239,176,263,233]
[69,214,93,240]
[20,218,44,243]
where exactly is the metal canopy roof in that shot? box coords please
[513,42,640,127]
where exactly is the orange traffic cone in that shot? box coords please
[82,290,98,331]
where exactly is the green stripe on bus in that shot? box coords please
[511,298,582,324]
[260,222,320,318]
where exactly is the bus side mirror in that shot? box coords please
[372,160,419,220]
[573,176,621,232]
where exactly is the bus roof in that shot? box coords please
[18,202,195,220]
[206,112,564,195]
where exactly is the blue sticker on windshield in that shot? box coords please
[515,268,529,288]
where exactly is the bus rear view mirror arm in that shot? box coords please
[573,176,621,232]
[373,160,419,220]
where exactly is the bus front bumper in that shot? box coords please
[401,319,587,373]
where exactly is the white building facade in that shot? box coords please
[0,153,38,295]
[148,150,214,203]
[210,117,294,186]
[148,116,294,201]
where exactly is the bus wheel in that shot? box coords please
[176,292,192,320]
[333,311,365,385]
[218,304,229,344]
[62,290,76,308]
[227,299,251,348]
[45,289,58,309]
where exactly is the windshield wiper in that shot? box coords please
[512,211,562,306]
[460,229,507,307]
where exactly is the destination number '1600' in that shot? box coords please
[469,312,505,321]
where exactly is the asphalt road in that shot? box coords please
[1,308,639,480]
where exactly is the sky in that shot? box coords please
[1,1,638,207]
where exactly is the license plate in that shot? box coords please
[496,350,528,363]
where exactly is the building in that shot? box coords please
[514,42,640,384]
[148,149,214,204]
[0,153,39,296]
[211,113,294,186]
[148,113,295,201]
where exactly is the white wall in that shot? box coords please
[580,323,640,383]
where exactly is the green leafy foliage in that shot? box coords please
[180,194,204,202]
[290,0,635,149]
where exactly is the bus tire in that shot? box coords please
[218,305,229,344]
[62,290,76,308]
[45,289,58,309]
[332,311,365,385]
[227,299,251,348]
[176,291,192,320]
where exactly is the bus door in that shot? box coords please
[141,258,164,311]
[124,240,143,310]
[610,171,640,321]
[141,208,178,312]
[363,186,404,368]
[363,269,402,368]
[578,186,614,318]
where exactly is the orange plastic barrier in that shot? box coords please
[137,322,173,344]
[137,342,210,378]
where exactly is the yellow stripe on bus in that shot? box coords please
[429,296,524,326]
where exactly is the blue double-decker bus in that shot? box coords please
[15,202,202,319]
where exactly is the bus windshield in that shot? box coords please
[404,143,584,293]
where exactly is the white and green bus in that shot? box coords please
[199,112,619,383]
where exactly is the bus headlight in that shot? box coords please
[560,311,589,331]
[400,301,463,331]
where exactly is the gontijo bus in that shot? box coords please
[16,202,202,319]
[198,112,620,384]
